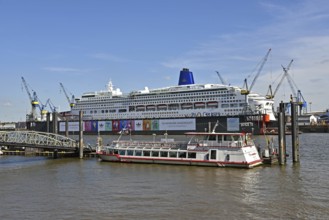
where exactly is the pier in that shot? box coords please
[261,101,301,165]
[1,150,97,158]
[0,111,92,159]
[0,130,79,158]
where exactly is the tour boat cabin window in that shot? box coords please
[143,151,150,156]
[160,151,168,157]
[152,151,159,157]
[119,150,126,155]
[127,150,134,156]
[135,150,142,156]
[169,152,177,158]
[210,150,217,160]
[188,152,196,159]
[179,152,186,158]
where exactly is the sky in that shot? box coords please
[1,0,329,122]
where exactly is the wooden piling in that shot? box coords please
[46,112,51,133]
[65,117,69,137]
[278,102,287,165]
[79,111,84,159]
[291,102,300,163]
[52,112,58,134]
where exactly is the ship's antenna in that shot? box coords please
[212,120,219,133]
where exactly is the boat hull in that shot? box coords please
[98,153,262,168]
[97,131,263,169]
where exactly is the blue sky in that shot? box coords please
[1,0,329,122]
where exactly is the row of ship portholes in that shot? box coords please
[85,101,250,115]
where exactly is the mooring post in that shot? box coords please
[291,102,300,163]
[53,149,58,159]
[278,102,287,165]
[65,117,69,137]
[79,111,84,159]
[52,112,58,134]
[46,112,51,133]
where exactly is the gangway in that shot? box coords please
[0,131,77,151]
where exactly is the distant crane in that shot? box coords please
[284,64,307,114]
[21,76,40,121]
[45,98,57,113]
[215,71,227,85]
[59,83,75,109]
[266,59,294,99]
[38,98,49,119]
[241,48,272,95]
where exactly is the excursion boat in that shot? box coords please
[97,130,263,168]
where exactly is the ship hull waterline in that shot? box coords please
[98,154,263,169]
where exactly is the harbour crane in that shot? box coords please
[59,82,75,109]
[215,71,227,85]
[284,65,307,114]
[38,98,49,119]
[45,98,57,113]
[241,48,272,95]
[21,76,40,121]
[266,59,294,99]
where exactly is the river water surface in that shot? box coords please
[0,133,328,220]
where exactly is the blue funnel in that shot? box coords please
[178,68,194,85]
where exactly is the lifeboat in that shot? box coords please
[157,104,167,110]
[136,105,145,111]
[181,103,193,109]
[207,101,218,108]
[146,105,156,111]
[168,104,179,110]
[194,102,205,109]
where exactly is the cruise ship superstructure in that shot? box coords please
[70,68,275,121]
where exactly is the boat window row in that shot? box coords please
[77,93,238,109]
[130,97,219,106]
[132,91,230,101]
[113,148,197,159]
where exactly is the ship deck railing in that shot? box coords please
[112,140,187,149]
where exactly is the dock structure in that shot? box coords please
[277,101,300,165]
[1,150,97,158]
[0,130,77,150]
[0,130,78,158]
[291,102,300,163]
[79,111,84,159]
[0,111,92,159]
[278,102,287,165]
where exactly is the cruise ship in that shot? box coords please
[69,68,275,122]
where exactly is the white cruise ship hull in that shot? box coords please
[70,68,276,122]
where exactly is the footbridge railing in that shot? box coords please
[0,130,78,151]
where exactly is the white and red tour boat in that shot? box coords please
[97,130,263,168]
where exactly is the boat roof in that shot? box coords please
[184,132,246,136]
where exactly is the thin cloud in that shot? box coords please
[91,53,128,62]
[3,102,12,107]
[43,67,80,72]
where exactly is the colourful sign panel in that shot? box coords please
[59,118,196,132]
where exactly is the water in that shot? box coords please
[0,133,328,220]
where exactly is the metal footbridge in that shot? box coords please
[0,131,78,151]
